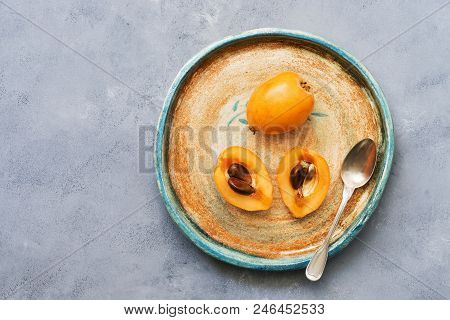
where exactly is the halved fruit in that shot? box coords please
[277,147,330,218]
[213,146,273,211]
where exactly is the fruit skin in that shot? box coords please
[246,71,314,135]
[277,147,330,218]
[214,146,273,211]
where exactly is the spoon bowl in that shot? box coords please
[341,139,377,188]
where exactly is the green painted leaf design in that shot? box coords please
[311,112,328,117]
[238,118,248,125]
[226,111,246,126]
[232,100,239,111]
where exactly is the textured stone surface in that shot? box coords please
[0,0,449,299]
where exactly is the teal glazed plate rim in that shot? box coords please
[154,28,394,270]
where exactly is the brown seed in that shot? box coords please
[227,163,255,195]
[228,177,255,195]
[227,163,252,184]
[290,161,310,189]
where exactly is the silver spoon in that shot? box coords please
[305,138,377,281]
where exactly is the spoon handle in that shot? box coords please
[305,185,354,281]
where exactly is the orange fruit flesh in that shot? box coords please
[213,146,273,211]
[277,147,330,218]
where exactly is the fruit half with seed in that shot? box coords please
[277,147,330,218]
[214,146,273,211]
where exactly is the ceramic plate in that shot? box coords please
[155,29,394,270]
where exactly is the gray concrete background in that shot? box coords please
[1,0,449,299]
